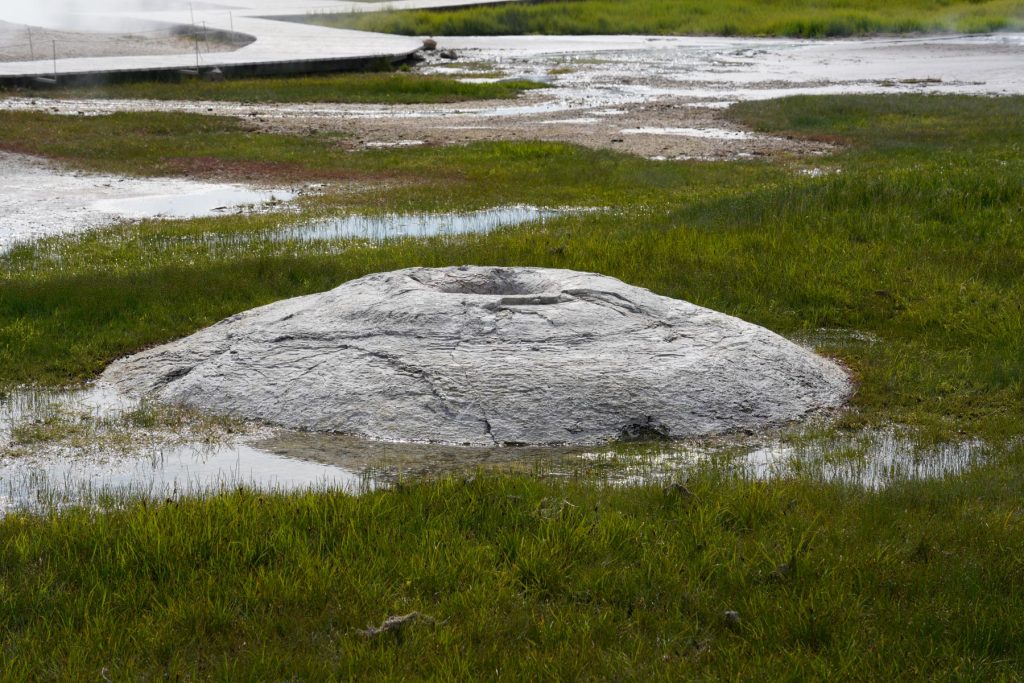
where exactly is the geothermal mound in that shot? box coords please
[103,266,851,445]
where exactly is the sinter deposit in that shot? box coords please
[103,267,851,445]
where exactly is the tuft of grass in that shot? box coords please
[306,0,1024,38]
[0,72,545,105]
[3,395,243,455]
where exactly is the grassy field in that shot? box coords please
[0,71,544,104]
[309,0,1024,38]
[0,94,1023,676]
[3,464,1024,679]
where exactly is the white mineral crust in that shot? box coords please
[102,266,851,445]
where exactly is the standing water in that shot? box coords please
[267,205,577,242]
[0,385,991,514]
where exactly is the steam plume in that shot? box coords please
[0,1,190,31]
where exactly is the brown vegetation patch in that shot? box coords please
[0,140,45,157]
[156,157,430,185]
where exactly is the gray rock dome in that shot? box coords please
[102,266,851,445]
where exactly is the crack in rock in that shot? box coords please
[102,266,852,446]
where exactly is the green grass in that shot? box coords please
[1,393,242,457]
[1,94,1023,676]
[0,95,1021,439]
[307,0,1024,38]
[0,71,545,104]
[3,459,1024,678]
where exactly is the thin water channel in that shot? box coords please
[116,205,587,258]
[0,384,991,515]
[266,205,577,242]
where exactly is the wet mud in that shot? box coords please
[0,384,991,513]
[2,32,1019,162]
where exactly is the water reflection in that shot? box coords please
[267,205,574,243]
[91,187,296,220]
[588,430,987,490]
[0,385,991,514]
[0,443,362,515]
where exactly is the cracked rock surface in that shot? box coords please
[102,266,851,446]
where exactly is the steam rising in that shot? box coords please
[0,1,191,31]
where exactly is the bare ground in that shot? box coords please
[2,31,1021,174]
[0,92,833,165]
[289,97,834,161]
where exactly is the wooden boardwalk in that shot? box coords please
[0,0,512,84]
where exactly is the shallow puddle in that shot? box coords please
[0,443,362,515]
[650,430,985,489]
[267,205,575,243]
[738,436,984,488]
[0,386,361,514]
[621,127,757,140]
[255,426,989,491]
[0,385,992,514]
[0,151,299,251]
[362,140,425,148]
[91,187,296,220]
